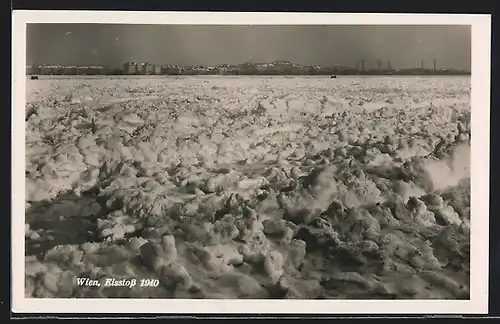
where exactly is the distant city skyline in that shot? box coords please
[26,24,471,71]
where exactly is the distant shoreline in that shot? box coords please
[27,72,471,78]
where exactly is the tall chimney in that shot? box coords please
[433,59,437,71]
[361,60,365,71]
[421,60,424,69]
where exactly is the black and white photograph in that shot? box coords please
[12,11,490,314]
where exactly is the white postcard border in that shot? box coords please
[11,10,491,314]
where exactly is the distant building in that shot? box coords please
[238,62,258,74]
[315,66,336,74]
[136,62,147,75]
[267,61,294,74]
[273,60,292,66]
[292,65,310,75]
[123,62,137,75]
[63,65,78,75]
[161,65,181,75]
[77,66,88,75]
[26,65,40,75]
[154,65,162,75]
[76,65,107,75]
[145,64,154,75]
[192,66,210,75]
[217,64,231,75]
[255,63,279,74]
[227,65,239,75]
[206,67,217,75]
[182,66,197,75]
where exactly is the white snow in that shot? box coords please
[25,75,471,299]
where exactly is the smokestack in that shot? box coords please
[361,60,365,71]
[421,60,424,69]
[377,59,382,71]
[433,59,437,72]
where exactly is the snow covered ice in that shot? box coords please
[25,75,471,299]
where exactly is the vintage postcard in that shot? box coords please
[11,11,490,314]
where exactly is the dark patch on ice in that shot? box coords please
[25,188,116,257]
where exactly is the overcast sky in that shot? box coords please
[26,24,471,70]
